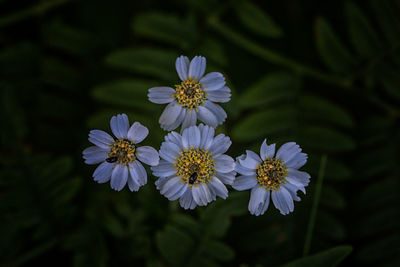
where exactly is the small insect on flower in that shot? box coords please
[152,124,236,209]
[188,172,198,185]
[148,55,231,131]
[233,139,310,216]
[82,114,160,192]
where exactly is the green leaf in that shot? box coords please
[201,192,248,238]
[132,12,196,49]
[297,126,355,152]
[235,1,283,38]
[308,156,351,181]
[92,79,158,111]
[316,211,346,241]
[356,234,400,262]
[1,87,27,140]
[346,2,383,59]
[198,38,228,67]
[282,245,352,267]
[42,21,94,56]
[103,214,125,238]
[41,57,79,91]
[320,186,347,210]
[239,72,300,109]
[156,225,194,266]
[105,47,177,81]
[370,0,400,44]
[232,107,295,142]
[315,17,357,73]
[299,95,354,128]
[203,240,234,261]
[378,66,400,101]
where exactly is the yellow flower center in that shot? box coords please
[173,78,206,109]
[174,148,215,187]
[256,158,288,191]
[107,139,136,164]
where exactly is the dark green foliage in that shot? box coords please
[1,0,399,266]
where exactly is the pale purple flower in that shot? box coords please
[83,114,159,191]
[152,124,236,209]
[233,139,310,215]
[148,55,231,131]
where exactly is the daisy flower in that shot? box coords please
[152,124,236,209]
[148,55,231,131]
[233,139,310,215]
[82,114,159,191]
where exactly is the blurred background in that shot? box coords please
[1,0,399,266]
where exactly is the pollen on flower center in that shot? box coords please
[173,78,206,109]
[174,148,215,187]
[108,139,136,164]
[256,158,288,191]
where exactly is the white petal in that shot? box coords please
[200,72,225,91]
[127,122,149,144]
[208,134,231,156]
[127,172,140,192]
[148,86,175,104]
[285,152,308,169]
[204,101,226,125]
[210,177,228,199]
[287,168,310,187]
[271,188,293,215]
[257,190,271,216]
[216,171,236,185]
[136,146,159,166]
[188,56,206,79]
[181,110,197,130]
[110,114,129,139]
[182,125,201,149]
[151,160,176,177]
[283,183,301,201]
[235,162,256,176]
[162,177,184,199]
[260,139,276,160]
[232,175,258,191]
[175,56,190,81]
[215,154,235,173]
[88,130,114,149]
[129,161,147,186]
[197,105,218,128]
[179,189,196,210]
[199,183,213,203]
[192,185,207,206]
[159,141,181,162]
[165,131,183,149]
[110,165,128,191]
[276,142,302,163]
[163,107,186,131]
[239,150,261,170]
[159,101,182,127]
[199,124,215,150]
[248,186,267,216]
[93,161,113,183]
[83,146,108,164]
[206,86,231,103]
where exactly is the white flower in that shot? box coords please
[233,139,310,215]
[148,55,231,131]
[82,114,159,191]
[152,124,236,209]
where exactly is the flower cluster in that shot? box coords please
[83,55,310,216]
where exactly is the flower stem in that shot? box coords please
[303,154,327,256]
[207,17,352,88]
